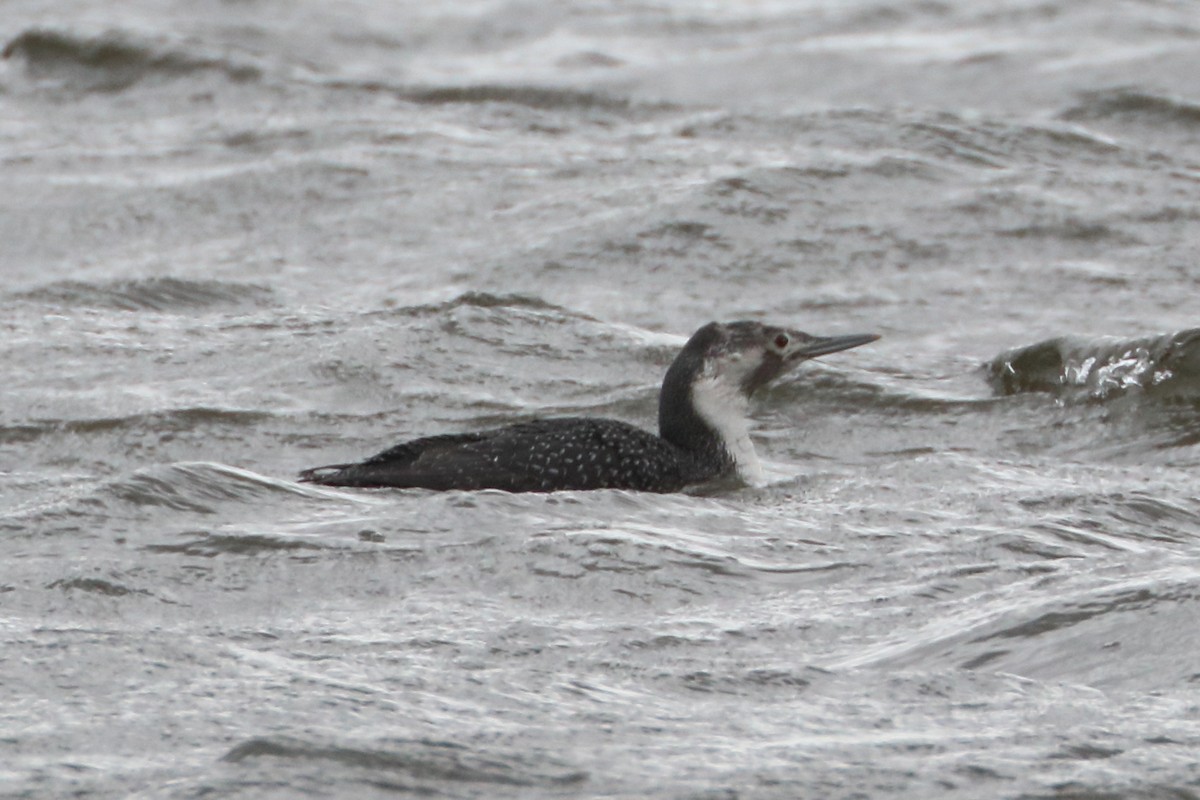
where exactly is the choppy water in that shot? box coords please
[4,2,1200,798]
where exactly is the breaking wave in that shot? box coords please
[986,328,1200,401]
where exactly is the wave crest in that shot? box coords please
[1062,88,1200,127]
[987,328,1200,400]
[3,28,260,92]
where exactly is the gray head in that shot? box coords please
[670,320,879,397]
[658,321,878,471]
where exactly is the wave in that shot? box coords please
[402,83,643,113]
[393,290,572,317]
[320,74,665,114]
[103,462,310,514]
[835,564,1200,683]
[222,735,587,788]
[0,462,332,529]
[46,576,151,597]
[2,28,261,92]
[677,109,1122,172]
[1,408,273,448]
[993,217,1135,243]
[44,574,185,606]
[1023,490,1200,549]
[986,328,1200,400]
[1061,87,1200,128]
[9,277,274,312]
[143,531,339,557]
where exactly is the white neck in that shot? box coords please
[689,374,765,486]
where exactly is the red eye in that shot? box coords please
[774,333,790,349]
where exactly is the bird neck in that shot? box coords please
[658,360,763,484]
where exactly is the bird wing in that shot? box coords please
[298,431,492,488]
[299,418,693,492]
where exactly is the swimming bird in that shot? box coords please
[299,320,877,493]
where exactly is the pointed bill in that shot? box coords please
[787,332,880,360]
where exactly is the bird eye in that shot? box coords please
[774,333,790,349]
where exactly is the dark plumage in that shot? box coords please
[299,320,877,493]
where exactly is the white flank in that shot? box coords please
[690,373,765,486]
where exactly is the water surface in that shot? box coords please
[4,1,1200,797]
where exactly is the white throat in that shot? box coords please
[689,374,765,486]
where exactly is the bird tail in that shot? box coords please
[297,464,355,485]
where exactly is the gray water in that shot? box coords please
[4,1,1200,798]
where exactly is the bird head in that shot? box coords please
[689,320,879,397]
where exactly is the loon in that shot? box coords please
[299,320,877,493]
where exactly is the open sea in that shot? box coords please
[4,1,1200,797]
